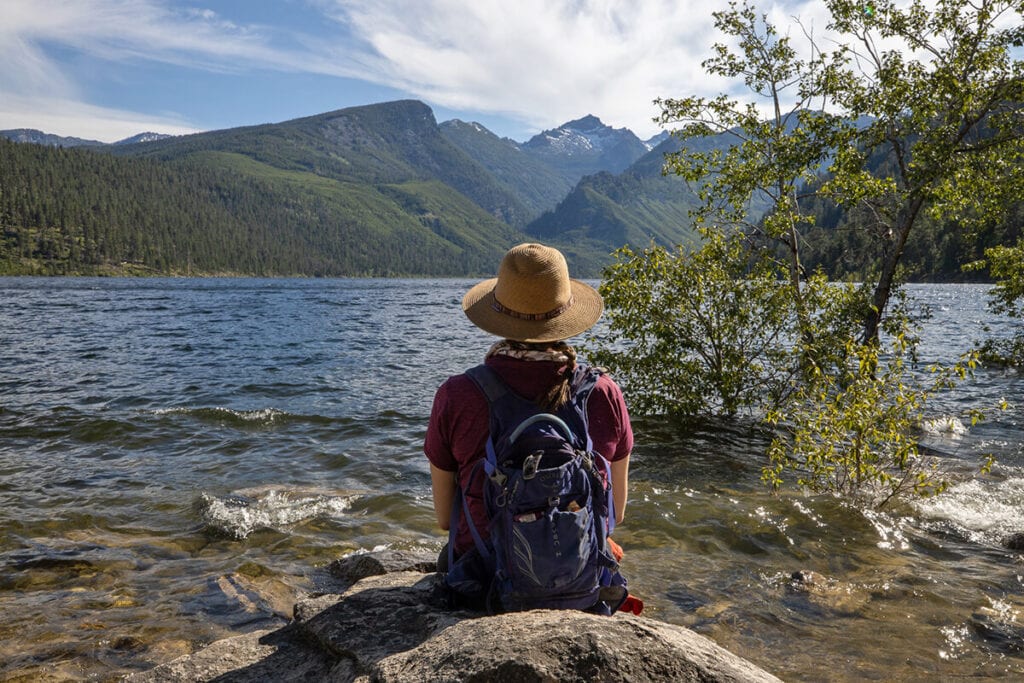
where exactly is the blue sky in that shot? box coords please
[0,0,827,143]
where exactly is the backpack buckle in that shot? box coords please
[523,451,543,480]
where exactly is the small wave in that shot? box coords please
[152,406,349,429]
[155,406,290,427]
[198,487,355,540]
[342,544,392,557]
[914,476,1024,545]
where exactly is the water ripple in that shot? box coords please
[1,278,1023,681]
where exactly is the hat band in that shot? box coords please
[491,294,575,321]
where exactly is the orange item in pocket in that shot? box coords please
[607,537,624,562]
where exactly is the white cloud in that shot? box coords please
[0,0,303,138]
[319,0,728,137]
[0,0,300,75]
[0,94,200,142]
[0,0,855,140]
[1,0,743,139]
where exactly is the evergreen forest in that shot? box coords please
[0,134,520,277]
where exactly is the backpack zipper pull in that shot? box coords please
[523,451,542,479]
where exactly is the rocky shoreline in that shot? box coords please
[125,550,782,682]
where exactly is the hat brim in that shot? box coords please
[462,277,603,343]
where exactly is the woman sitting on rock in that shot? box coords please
[424,242,633,610]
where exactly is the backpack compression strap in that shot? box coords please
[464,364,508,403]
[447,459,490,568]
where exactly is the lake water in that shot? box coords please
[0,278,1022,681]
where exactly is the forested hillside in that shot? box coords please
[0,100,693,278]
[0,137,522,276]
[0,101,558,276]
[794,167,1024,282]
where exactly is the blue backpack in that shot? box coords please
[444,363,628,614]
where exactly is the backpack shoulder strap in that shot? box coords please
[462,364,514,480]
[464,364,508,405]
[444,364,506,566]
[566,364,617,533]
[569,363,602,412]
[562,364,602,446]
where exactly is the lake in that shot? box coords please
[0,278,1021,681]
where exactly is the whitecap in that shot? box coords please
[921,416,968,437]
[153,406,290,425]
[914,476,1024,544]
[199,487,354,540]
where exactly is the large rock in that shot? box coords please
[126,550,782,682]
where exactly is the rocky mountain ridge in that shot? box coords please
[0,128,174,147]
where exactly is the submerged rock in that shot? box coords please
[970,611,1024,655]
[126,550,782,682]
[790,570,819,586]
[1003,532,1024,551]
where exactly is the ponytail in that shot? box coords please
[535,342,576,412]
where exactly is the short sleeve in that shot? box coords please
[424,380,458,472]
[585,373,633,461]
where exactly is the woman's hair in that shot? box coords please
[520,341,577,412]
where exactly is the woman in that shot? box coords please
[424,242,632,564]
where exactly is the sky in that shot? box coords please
[0,0,833,143]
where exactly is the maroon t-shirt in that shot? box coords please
[424,354,633,555]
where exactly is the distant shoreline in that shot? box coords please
[0,260,493,279]
[0,263,996,285]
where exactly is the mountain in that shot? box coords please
[525,128,783,258]
[1,128,106,148]
[111,100,537,228]
[520,115,651,183]
[1,129,175,147]
[3,100,1014,280]
[114,132,174,145]
[438,119,575,218]
[0,101,532,276]
[0,101,730,278]
[525,136,701,254]
[645,131,671,148]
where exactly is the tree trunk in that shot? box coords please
[861,195,927,343]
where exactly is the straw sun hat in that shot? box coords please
[462,243,603,343]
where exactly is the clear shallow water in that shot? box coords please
[0,278,1021,681]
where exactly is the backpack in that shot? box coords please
[443,363,628,614]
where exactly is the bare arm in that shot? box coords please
[611,454,629,525]
[430,464,457,530]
